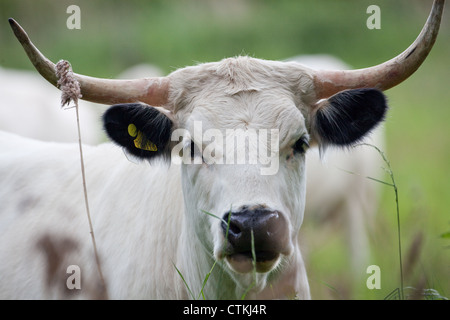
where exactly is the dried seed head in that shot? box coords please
[56,60,82,108]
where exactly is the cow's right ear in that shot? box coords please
[103,103,173,161]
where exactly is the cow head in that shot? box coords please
[9,0,444,295]
[101,57,388,279]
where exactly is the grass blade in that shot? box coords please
[356,143,404,300]
[173,262,195,300]
[197,208,233,299]
[198,260,218,300]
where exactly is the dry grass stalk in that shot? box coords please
[55,60,108,299]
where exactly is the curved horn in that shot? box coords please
[313,0,445,99]
[8,18,169,106]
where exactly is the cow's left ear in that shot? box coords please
[103,103,173,161]
[310,88,387,147]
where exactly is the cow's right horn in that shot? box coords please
[8,18,170,107]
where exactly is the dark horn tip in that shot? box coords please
[8,18,18,28]
[8,18,30,45]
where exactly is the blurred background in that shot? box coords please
[0,0,448,299]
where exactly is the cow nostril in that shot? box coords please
[240,205,249,212]
[228,221,241,235]
[222,214,241,236]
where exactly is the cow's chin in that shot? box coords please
[225,251,280,274]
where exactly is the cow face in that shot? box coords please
[103,57,387,283]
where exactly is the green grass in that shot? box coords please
[174,209,258,300]
[305,138,449,300]
[1,0,448,299]
[173,209,229,300]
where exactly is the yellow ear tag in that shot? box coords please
[127,124,157,151]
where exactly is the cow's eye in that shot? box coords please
[190,140,203,161]
[293,136,310,155]
[190,140,196,158]
[179,140,200,160]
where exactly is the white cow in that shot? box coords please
[1,56,380,278]
[0,2,443,299]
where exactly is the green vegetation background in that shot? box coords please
[1,0,448,299]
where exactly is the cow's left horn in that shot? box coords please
[313,0,445,99]
[8,18,169,107]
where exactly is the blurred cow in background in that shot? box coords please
[0,63,164,144]
[0,66,103,144]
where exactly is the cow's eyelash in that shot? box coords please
[293,136,310,155]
